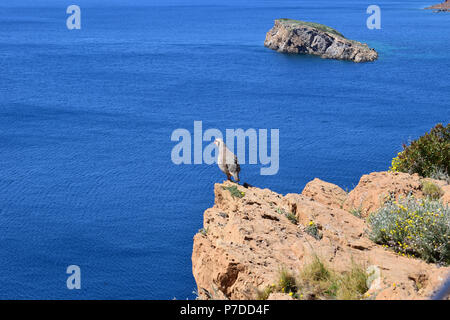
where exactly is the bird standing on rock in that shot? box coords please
[214,138,240,182]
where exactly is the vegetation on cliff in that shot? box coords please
[390,123,450,181]
[368,196,450,265]
[192,174,450,300]
[257,257,369,300]
[193,124,450,300]
[277,19,345,38]
[421,180,444,200]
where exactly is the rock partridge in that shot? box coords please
[214,138,240,182]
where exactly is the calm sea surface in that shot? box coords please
[0,0,448,299]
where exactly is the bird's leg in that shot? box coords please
[226,173,232,181]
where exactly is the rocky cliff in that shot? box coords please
[426,0,450,11]
[264,19,378,63]
[192,172,450,300]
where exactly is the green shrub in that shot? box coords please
[257,268,297,300]
[278,268,298,293]
[300,256,332,283]
[368,196,450,265]
[349,208,363,218]
[222,185,245,198]
[256,286,273,300]
[305,221,323,240]
[285,212,298,225]
[257,257,369,300]
[297,256,368,300]
[390,123,450,178]
[421,180,444,200]
[276,207,298,225]
[430,168,450,184]
[336,263,369,300]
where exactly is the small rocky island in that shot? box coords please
[264,19,378,63]
[426,0,450,11]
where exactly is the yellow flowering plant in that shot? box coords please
[368,195,450,265]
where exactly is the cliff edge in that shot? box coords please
[192,172,450,300]
[264,19,378,63]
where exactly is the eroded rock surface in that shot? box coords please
[192,173,450,300]
[301,178,347,209]
[342,171,449,217]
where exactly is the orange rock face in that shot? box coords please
[192,172,450,300]
[301,178,347,209]
[342,171,448,217]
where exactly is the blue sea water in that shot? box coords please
[0,0,448,299]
